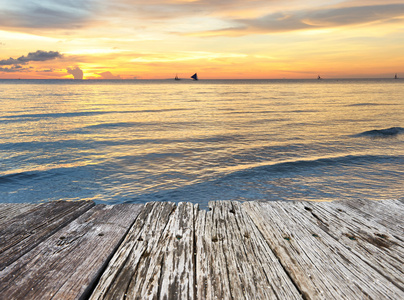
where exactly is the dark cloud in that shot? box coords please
[37,68,54,73]
[0,0,96,29]
[67,67,84,79]
[0,50,63,66]
[0,65,28,72]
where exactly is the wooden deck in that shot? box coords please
[0,199,403,299]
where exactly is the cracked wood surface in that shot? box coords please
[0,199,402,299]
[0,203,143,300]
[0,203,38,225]
[195,201,302,300]
[0,200,94,271]
[89,201,178,300]
[302,200,404,290]
[242,200,404,299]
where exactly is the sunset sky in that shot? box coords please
[1,0,404,79]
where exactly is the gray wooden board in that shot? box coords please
[125,202,196,300]
[0,203,38,225]
[0,203,143,300]
[195,204,232,299]
[195,201,303,300]
[302,200,404,290]
[89,201,177,300]
[0,200,95,271]
[243,201,404,299]
[0,200,402,300]
[322,199,404,236]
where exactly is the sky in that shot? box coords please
[0,0,404,79]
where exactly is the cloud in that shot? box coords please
[111,0,282,19]
[187,3,404,36]
[97,71,121,79]
[0,65,28,72]
[2,0,403,39]
[250,4,404,30]
[37,68,54,73]
[2,0,255,32]
[0,0,96,29]
[0,50,63,66]
[67,67,84,79]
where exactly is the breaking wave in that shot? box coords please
[355,127,404,138]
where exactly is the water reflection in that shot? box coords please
[0,80,403,205]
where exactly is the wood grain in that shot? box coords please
[0,203,38,225]
[89,201,177,300]
[196,201,302,300]
[243,200,404,299]
[0,203,143,300]
[303,200,404,290]
[126,202,196,300]
[0,200,402,299]
[0,200,94,271]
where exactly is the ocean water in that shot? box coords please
[1,79,403,208]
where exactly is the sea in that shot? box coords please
[1,79,403,208]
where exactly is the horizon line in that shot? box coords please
[0,77,401,81]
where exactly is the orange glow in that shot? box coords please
[0,1,404,79]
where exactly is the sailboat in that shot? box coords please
[395,73,398,79]
[191,73,198,80]
[317,75,322,80]
[175,74,180,80]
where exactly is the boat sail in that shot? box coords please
[395,73,398,79]
[191,73,198,80]
[317,75,322,80]
[175,74,180,80]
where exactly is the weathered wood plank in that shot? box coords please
[0,200,401,299]
[89,201,176,300]
[196,201,303,300]
[243,201,404,299]
[0,203,38,225]
[0,200,94,271]
[302,200,404,289]
[195,205,233,299]
[125,202,196,299]
[0,203,143,300]
[320,199,404,236]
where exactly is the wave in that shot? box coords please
[83,122,151,130]
[0,164,94,186]
[347,103,383,107]
[1,111,109,120]
[0,108,189,123]
[83,121,193,130]
[0,171,39,184]
[0,112,110,124]
[2,153,402,206]
[220,154,401,180]
[0,134,242,153]
[126,154,403,207]
[355,127,404,138]
[347,103,400,107]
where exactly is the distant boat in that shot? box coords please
[395,73,398,79]
[191,73,198,80]
[175,74,180,80]
[317,75,322,80]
